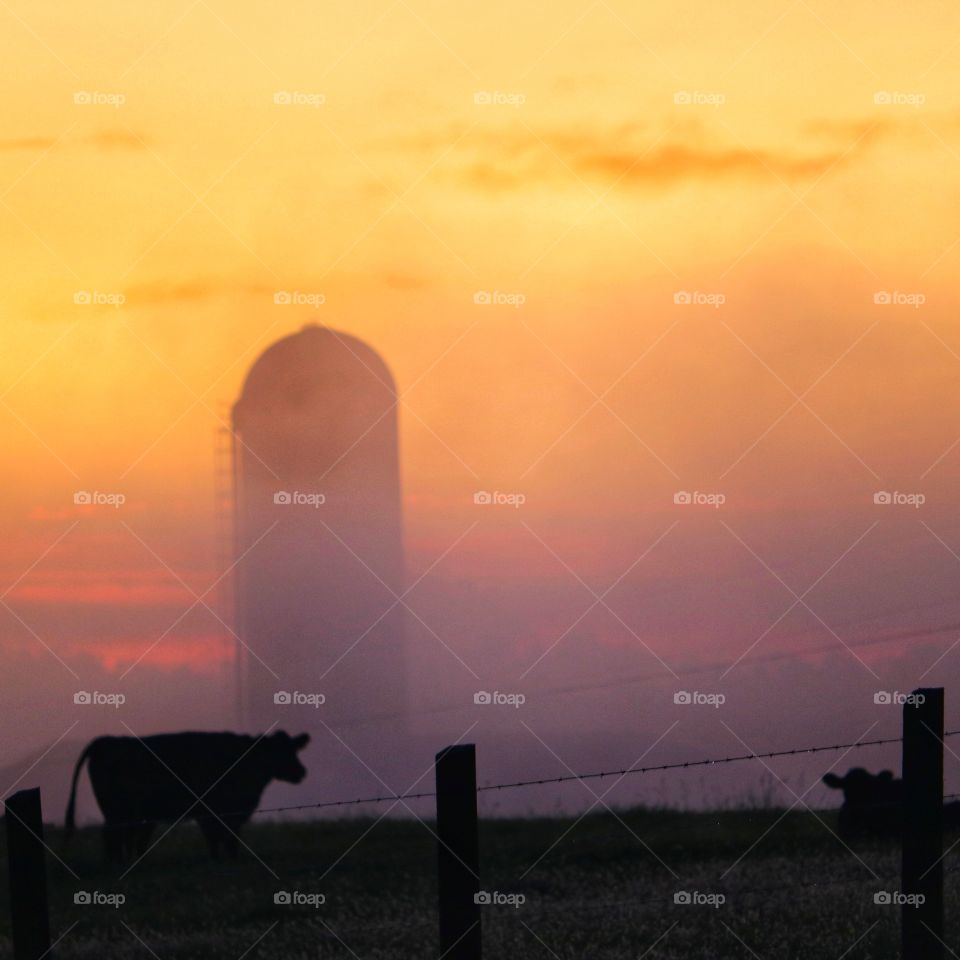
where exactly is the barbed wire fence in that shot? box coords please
[106,727,958,822]
[4,696,958,960]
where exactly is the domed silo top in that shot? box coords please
[234,325,396,426]
[232,324,400,485]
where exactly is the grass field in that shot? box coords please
[0,808,956,958]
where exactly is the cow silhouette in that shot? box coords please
[823,766,960,838]
[64,731,309,862]
[823,767,902,837]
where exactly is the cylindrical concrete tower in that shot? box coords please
[232,324,405,731]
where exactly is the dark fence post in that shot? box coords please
[436,744,481,960]
[5,788,52,960]
[901,687,944,960]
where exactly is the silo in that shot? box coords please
[231,324,405,731]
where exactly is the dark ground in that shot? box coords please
[0,808,956,958]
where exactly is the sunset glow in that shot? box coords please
[2,1,960,786]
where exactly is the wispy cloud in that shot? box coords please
[398,118,898,192]
[0,130,151,152]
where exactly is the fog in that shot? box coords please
[4,267,960,825]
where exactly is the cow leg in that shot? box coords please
[103,822,123,864]
[222,818,242,858]
[201,817,243,859]
[838,808,851,838]
[119,824,142,864]
[198,816,223,859]
[135,822,155,857]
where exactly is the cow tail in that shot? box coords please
[64,741,95,842]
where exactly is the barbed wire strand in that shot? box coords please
[475,734,913,794]
[64,728,960,831]
[74,729,938,830]
[55,725,960,934]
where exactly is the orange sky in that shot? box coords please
[3,1,960,754]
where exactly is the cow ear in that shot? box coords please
[293,733,310,751]
[823,773,843,788]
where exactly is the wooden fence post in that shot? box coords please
[5,788,52,960]
[902,687,944,960]
[436,744,481,960]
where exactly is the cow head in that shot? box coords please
[267,731,310,783]
[822,767,901,837]
[823,767,897,804]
